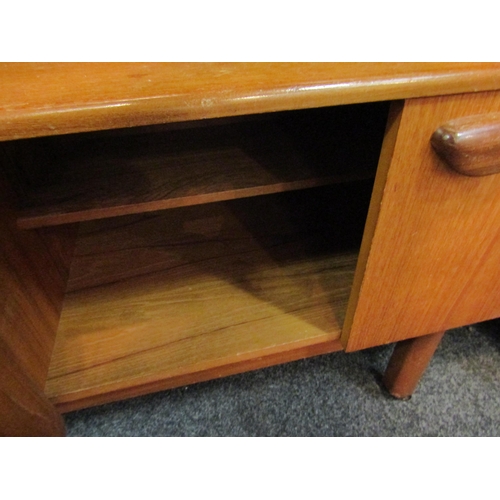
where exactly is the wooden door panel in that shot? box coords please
[344,91,500,351]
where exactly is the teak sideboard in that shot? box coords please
[2,63,500,436]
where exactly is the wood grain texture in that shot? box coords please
[45,184,372,411]
[342,101,405,342]
[383,331,445,399]
[0,149,75,435]
[0,338,65,436]
[431,112,500,176]
[51,342,344,414]
[345,90,500,351]
[0,155,77,388]
[8,102,388,228]
[2,63,500,141]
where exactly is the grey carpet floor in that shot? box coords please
[64,319,500,436]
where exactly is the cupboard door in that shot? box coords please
[343,91,500,351]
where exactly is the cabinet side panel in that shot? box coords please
[0,190,76,386]
[0,146,76,434]
[0,338,65,436]
[346,91,500,351]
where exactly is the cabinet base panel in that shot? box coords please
[51,339,343,413]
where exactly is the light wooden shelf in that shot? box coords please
[45,184,372,412]
[6,104,388,229]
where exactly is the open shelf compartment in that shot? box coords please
[1,102,389,229]
[1,102,390,411]
[45,181,374,411]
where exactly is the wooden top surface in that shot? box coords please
[2,62,500,141]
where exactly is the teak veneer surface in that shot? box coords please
[0,151,74,435]
[2,63,500,141]
[0,161,76,388]
[344,90,500,350]
[0,344,66,436]
[5,63,500,426]
[46,184,370,411]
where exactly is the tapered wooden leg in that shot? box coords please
[383,331,445,399]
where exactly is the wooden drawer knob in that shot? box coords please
[431,113,500,176]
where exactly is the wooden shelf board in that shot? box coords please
[10,105,386,229]
[45,187,364,411]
